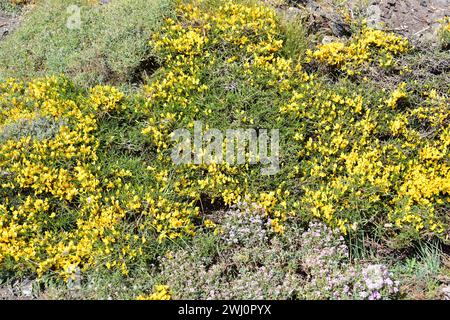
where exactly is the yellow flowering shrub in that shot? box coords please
[386,82,408,109]
[140,0,299,235]
[88,85,125,114]
[137,285,171,300]
[139,0,448,241]
[306,28,409,75]
[0,76,197,278]
[0,77,142,279]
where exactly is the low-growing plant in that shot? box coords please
[0,116,64,143]
[391,242,447,299]
[0,1,21,14]
[438,17,450,50]
[216,203,269,246]
[154,206,400,300]
[0,0,173,86]
[297,222,399,300]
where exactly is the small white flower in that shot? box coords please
[359,291,369,298]
[363,264,385,291]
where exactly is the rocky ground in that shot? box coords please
[282,0,449,46]
[363,0,449,44]
[0,10,20,41]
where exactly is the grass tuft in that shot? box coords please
[0,0,174,86]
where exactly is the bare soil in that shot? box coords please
[0,8,21,41]
[367,0,450,43]
[285,0,449,44]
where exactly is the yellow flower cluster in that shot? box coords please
[89,85,125,114]
[280,76,448,236]
[137,285,171,300]
[386,82,408,109]
[0,77,148,279]
[141,0,297,233]
[307,28,409,75]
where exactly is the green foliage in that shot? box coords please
[0,0,173,86]
[0,0,449,300]
[279,14,308,62]
[391,242,447,299]
[438,18,450,50]
[0,0,25,14]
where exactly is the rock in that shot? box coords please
[306,1,321,12]
[367,5,383,28]
[0,12,20,41]
[441,285,450,300]
[20,279,33,298]
[283,6,303,21]
[287,6,302,15]
[419,30,437,45]
[330,20,352,37]
[322,35,339,44]
[434,0,450,6]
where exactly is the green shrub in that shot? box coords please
[438,18,450,49]
[1,1,16,14]
[0,0,173,86]
[0,116,64,143]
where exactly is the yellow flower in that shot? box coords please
[137,285,171,300]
